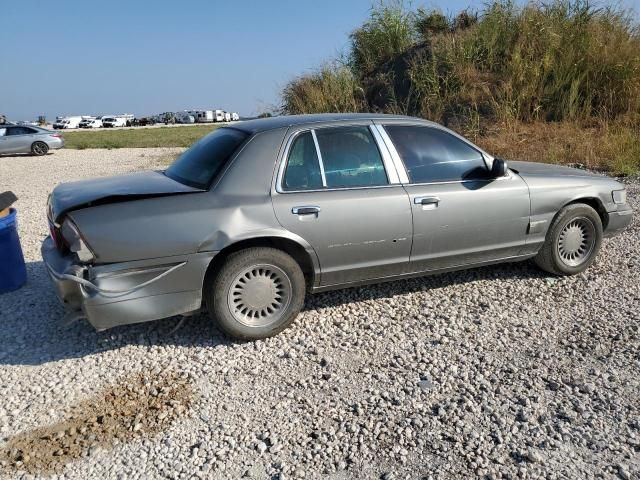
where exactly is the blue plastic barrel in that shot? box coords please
[0,209,27,293]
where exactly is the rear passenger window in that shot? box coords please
[315,126,388,188]
[385,125,487,183]
[282,131,323,191]
[7,127,34,136]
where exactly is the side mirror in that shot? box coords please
[491,158,508,177]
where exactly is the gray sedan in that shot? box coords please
[41,114,632,339]
[0,125,64,156]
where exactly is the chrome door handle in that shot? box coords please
[292,206,321,215]
[414,196,440,206]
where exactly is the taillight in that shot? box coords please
[51,134,62,138]
[49,222,66,251]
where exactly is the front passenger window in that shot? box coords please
[384,125,487,183]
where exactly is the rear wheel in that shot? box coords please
[534,203,603,275]
[31,141,49,156]
[205,247,306,340]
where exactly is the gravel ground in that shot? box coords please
[0,149,638,479]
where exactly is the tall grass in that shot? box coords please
[281,65,366,114]
[280,0,640,174]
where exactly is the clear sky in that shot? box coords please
[1,0,638,121]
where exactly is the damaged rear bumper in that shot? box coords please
[41,236,215,330]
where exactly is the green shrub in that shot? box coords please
[350,1,416,75]
[283,0,640,124]
[281,65,366,114]
[415,9,449,39]
[280,0,640,174]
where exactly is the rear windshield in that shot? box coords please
[164,127,248,189]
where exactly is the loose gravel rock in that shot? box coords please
[0,150,638,479]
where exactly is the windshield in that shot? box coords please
[165,127,248,189]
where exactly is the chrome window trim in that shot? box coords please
[373,125,410,184]
[275,184,401,194]
[275,129,304,194]
[402,170,515,188]
[275,123,398,194]
[310,129,327,187]
[369,125,400,184]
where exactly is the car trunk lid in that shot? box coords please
[48,170,204,223]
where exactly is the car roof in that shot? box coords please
[232,113,437,134]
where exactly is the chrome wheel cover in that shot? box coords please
[557,217,596,267]
[227,264,292,327]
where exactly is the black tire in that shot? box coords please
[534,203,603,275]
[31,141,49,156]
[205,247,306,340]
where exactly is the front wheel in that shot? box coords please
[205,247,306,340]
[31,141,49,156]
[534,203,603,275]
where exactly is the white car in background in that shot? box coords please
[53,117,83,129]
[102,117,127,128]
[82,118,103,129]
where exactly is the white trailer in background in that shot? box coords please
[187,110,214,123]
[175,112,195,124]
[231,112,240,121]
[224,112,231,122]
[214,110,225,122]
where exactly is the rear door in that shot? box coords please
[379,123,530,272]
[0,127,8,153]
[271,123,412,287]
[0,127,32,154]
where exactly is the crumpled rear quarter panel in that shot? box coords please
[69,128,289,264]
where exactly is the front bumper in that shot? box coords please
[41,237,215,330]
[605,206,633,237]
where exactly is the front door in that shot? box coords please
[271,125,413,286]
[382,124,530,272]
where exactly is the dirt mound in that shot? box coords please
[0,370,193,475]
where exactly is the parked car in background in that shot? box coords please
[214,110,225,122]
[102,116,127,128]
[41,114,632,340]
[53,117,83,129]
[231,112,240,121]
[0,125,64,155]
[78,117,101,128]
[132,117,156,127]
[81,118,103,129]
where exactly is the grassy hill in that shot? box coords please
[281,1,640,175]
